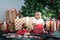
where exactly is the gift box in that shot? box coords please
[15,18,26,30]
[0,23,7,32]
[0,25,6,31]
[25,17,34,31]
[46,20,55,32]
[46,20,50,31]
[0,23,3,31]
[15,17,34,31]
[56,20,60,31]
[0,22,15,32]
[6,8,17,23]
[8,23,15,32]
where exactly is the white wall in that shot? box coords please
[0,0,24,22]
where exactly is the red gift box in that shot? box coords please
[0,23,8,32]
[0,22,14,32]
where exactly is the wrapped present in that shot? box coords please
[15,18,25,30]
[0,21,7,31]
[46,20,50,31]
[8,23,15,32]
[0,22,14,32]
[25,17,34,31]
[46,19,60,32]
[53,20,56,31]
[56,20,60,31]
[6,8,17,23]
[15,17,34,31]
[0,23,3,31]
[46,20,55,32]
[1,25,5,31]
[0,24,7,31]
[50,20,55,32]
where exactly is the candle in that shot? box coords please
[4,21,6,30]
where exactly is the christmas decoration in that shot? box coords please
[15,18,25,30]
[49,0,54,2]
[45,19,58,32]
[15,17,34,31]
[58,14,60,17]
[56,20,60,31]
[21,0,60,19]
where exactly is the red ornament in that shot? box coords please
[58,14,60,17]
[49,0,53,2]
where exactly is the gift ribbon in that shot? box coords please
[10,11,13,23]
[54,21,56,31]
[56,20,60,30]
[50,20,54,32]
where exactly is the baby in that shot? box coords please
[33,12,44,26]
[32,12,45,34]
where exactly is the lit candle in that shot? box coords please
[4,21,6,30]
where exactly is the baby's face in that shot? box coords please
[35,12,41,19]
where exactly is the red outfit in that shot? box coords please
[33,24,44,34]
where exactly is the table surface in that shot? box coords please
[0,31,60,40]
[50,31,60,38]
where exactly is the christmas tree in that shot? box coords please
[21,0,60,19]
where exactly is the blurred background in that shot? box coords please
[0,0,24,22]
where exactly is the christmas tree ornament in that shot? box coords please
[49,0,54,2]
